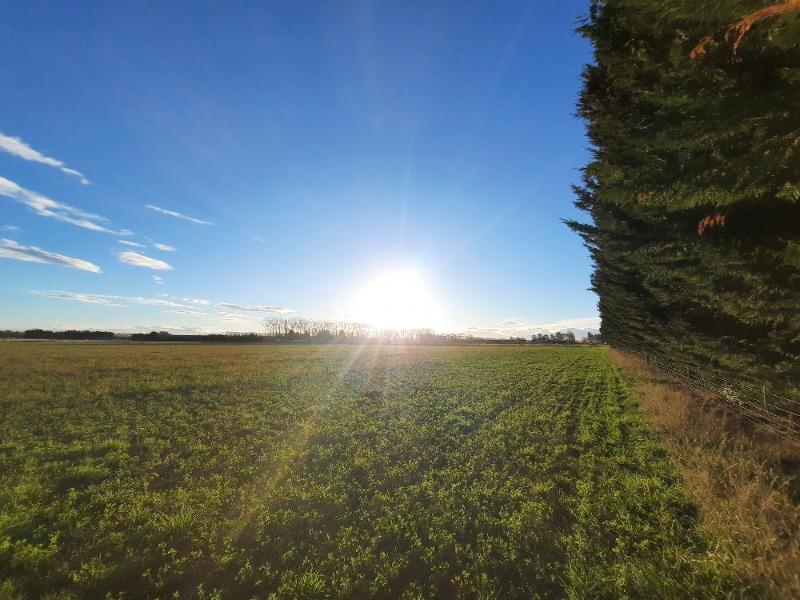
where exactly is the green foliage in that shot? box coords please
[570,0,800,399]
[0,343,739,598]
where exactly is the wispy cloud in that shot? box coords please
[111,295,186,307]
[152,242,176,252]
[0,176,131,235]
[0,238,101,273]
[181,297,211,305]
[496,319,524,327]
[108,295,187,308]
[32,290,192,309]
[0,132,90,184]
[119,240,145,247]
[532,316,601,331]
[32,290,125,306]
[458,316,601,340]
[0,224,19,231]
[31,289,290,329]
[117,251,173,270]
[146,204,213,225]
[168,308,212,316]
[217,310,256,321]
[217,302,294,314]
[153,275,163,285]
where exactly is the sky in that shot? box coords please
[0,0,597,337]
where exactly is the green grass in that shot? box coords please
[0,343,734,599]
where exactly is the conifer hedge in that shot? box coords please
[570,1,800,398]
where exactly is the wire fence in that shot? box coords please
[621,348,800,443]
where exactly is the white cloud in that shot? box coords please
[456,316,601,340]
[146,204,213,225]
[31,289,288,330]
[0,132,90,184]
[32,290,195,310]
[119,240,145,247]
[168,309,212,316]
[0,224,19,231]
[217,311,256,321]
[117,251,172,270]
[217,302,294,314]
[531,317,601,331]
[102,295,188,308]
[122,296,185,307]
[496,319,525,327]
[181,297,211,305]
[0,238,101,273]
[31,290,125,306]
[163,308,259,324]
[153,275,163,285]
[0,176,131,235]
[152,242,176,252]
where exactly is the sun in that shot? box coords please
[352,270,444,331]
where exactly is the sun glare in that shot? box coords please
[352,270,443,331]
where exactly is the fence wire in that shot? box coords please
[621,348,800,443]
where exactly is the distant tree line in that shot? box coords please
[531,331,577,344]
[585,332,603,344]
[569,1,800,400]
[0,329,116,340]
[0,330,21,339]
[0,324,603,345]
[528,331,604,344]
[262,317,441,344]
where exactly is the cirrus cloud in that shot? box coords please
[117,251,173,270]
[217,302,295,314]
[32,290,125,306]
[0,238,101,273]
[31,290,193,309]
[0,176,131,235]
[31,289,294,331]
[146,204,213,225]
[0,132,90,184]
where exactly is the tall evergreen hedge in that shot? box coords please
[570,1,800,398]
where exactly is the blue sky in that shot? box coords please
[0,0,597,336]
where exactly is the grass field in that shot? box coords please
[0,343,736,599]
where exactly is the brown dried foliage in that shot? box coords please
[690,35,715,59]
[690,0,800,58]
[697,211,727,235]
[610,349,800,598]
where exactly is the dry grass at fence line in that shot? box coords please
[611,348,800,599]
